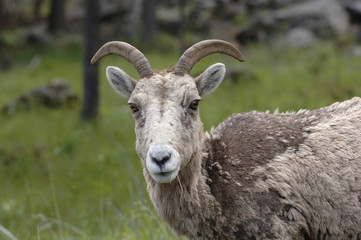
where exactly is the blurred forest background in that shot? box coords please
[0,0,361,239]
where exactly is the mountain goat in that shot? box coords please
[91,39,361,239]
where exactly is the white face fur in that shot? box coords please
[106,63,226,183]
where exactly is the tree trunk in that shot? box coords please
[81,0,100,120]
[178,0,188,54]
[0,0,12,71]
[0,0,3,30]
[142,0,157,46]
[126,0,141,41]
[33,0,44,21]
[48,0,66,33]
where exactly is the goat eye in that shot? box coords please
[189,100,200,110]
[129,103,139,113]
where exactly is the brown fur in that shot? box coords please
[147,97,361,239]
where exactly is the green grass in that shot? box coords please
[0,37,360,239]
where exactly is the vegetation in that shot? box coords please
[0,37,360,239]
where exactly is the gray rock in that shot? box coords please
[1,78,77,116]
[325,0,350,36]
[348,45,361,57]
[344,0,361,24]
[273,0,349,37]
[24,23,49,44]
[286,27,316,48]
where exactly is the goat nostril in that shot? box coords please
[151,153,171,166]
[161,155,170,162]
[151,156,158,164]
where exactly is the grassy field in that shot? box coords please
[0,37,360,239]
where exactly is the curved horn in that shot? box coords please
[91,41,153,79]
[174,39,245,76]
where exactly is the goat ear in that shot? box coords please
[106,66,137,98]
[195,63,225,96]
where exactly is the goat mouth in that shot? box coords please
[151,169,179,183]
[159,171,172,177]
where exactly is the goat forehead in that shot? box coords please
[133,73,197,98]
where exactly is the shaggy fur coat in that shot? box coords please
[146,97,361,240]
